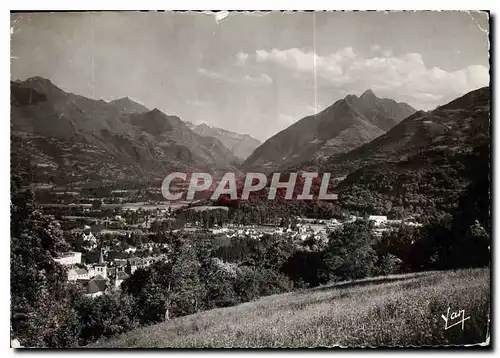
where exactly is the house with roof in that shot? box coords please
[67,267,89,281]
[88,263,107,279]
[54,251,82,266]
[128,257,142,274]
[368,215,388,227]
[114,259,128,270]
[115,271,129,290]
[87,248,108,279]
[82,225,97,249]
[84,274,108,298]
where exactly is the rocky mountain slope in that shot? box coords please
[242,90,416,172]
[186,122,261,161]
[11,77,238,185]
[323,86,490,177]
[326,87,490,217]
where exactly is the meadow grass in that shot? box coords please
[93,268,490,348]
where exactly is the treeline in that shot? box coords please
[178,200,348,228]
[336,145,488,220]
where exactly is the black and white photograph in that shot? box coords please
[9,10,491,348]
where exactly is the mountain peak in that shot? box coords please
[150,108,163,115]
[21,76,59,90]
[110,97,149,114]
[197,122,212,129]
[15,76,64,97]
[361,89,377,99]
[24,76,53,84]
[344,94,358,101]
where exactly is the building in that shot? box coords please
[128,257,142,274]
[84,275,108,298]
[373,227,389,237]
[406,221,423,227]
[54,251,82,266]
[114,259,128,272]
[68,267,89,281]
[125,247,137,254]
[90,264,107,279]
[368,216,388,227]
[82,225,97,249]
[88,249,107,279]
[386,219,403,226]
[115,271,129,289]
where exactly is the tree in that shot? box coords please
[259,234,295,270]
[121,265,170,325]
[201,258,239,309]
[92,199,103,210]
[11,186,79,347]
[451,220,490,268]
[72,293,138,346]
[374,253,402,276]
[281,250,329,287]
[169,239,205,317]
[375,225,419,271]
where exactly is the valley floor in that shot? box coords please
[93,268,490,348]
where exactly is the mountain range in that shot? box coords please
[214,86,489,219]
[322,86,490,177]
[11,76,489,208]
[11,77,240,184]
[327,86,490,217]
[242,89,416,172]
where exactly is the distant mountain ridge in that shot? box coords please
[11,77,239,184]
[322,86,490,177]
[186,122,262,161]
[242,89,416,172]
[326,86,490,218]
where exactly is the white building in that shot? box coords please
[55,251,82,266]
[406,221,423,227]
[125,247,137,254]
[82,225,97,249]
[115,271,129,289]
[68,267,89,281]
[87,249,108,279]
[368,216,388,227]
[212,227,229,234]
[89,264,107,279]
[128,257,142,274]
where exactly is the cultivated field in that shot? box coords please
[94,268,490,348]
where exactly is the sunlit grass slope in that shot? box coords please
[94,268,490,348]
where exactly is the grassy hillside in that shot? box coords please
[93,268,490,348]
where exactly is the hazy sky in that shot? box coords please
[11,11,490,141]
